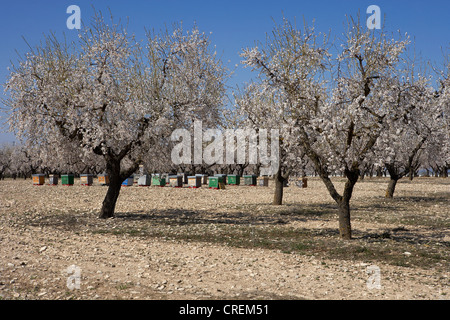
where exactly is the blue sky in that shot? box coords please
[1,0,449,143]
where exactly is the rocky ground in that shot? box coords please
[0,177,448,300]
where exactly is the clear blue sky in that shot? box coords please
[1,0,449,144]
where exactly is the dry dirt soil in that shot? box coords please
[0,177,448,300]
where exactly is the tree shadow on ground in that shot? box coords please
[352,194,449,213]
[114,202,337,226]
[351,201,401,212]
[26,202,336,230]
[392,195,450,204]
[359,228,450,246]
[26,200,448,249]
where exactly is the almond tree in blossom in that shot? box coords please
[234,82,307,205]
[240,17,410,239]
[4,12,228,218]
[373,61,444,197]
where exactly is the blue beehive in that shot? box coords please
[122,177,134,187]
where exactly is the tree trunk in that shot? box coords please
[369,165,374,178]
[273,170,285,205]
[317,169,357,240]
[375,167,381,177]
[237,165,245,177]
[337,199,352,240]
[98,154,140,219]
[99,178,122,219]
[99,159,122,219]
[337,171,358,240]
[385,177,398,198]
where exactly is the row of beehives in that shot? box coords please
[31,173,271,189]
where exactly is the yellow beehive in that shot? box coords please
[80,174,93,186]
[188,176,201,188]
[98,174,109,186]
[32,174,45,185]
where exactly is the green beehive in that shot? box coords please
[152,174,165,187]
[209,176,225,189]
[227,175,240,185]
[214,174,227,185]
[243,175,258,186]
[61,174,74,186]
[151,174,160,185]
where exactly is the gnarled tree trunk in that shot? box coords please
[385,164,401,198]
[337,199,352,240]
[337,169,359,240]
[385,177,398,198]
[99,156,138,219]
[99,158,122,219]
[273,170,286,205]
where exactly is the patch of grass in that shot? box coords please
[116,282,134,290]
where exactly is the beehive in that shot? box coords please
[169,175,183,188]
[122,177,134,187]
[258,176,269,187]
[48,174,58,186]
[151,174,165,187]
[195,174,208,185]
[178,173,189,184]
[214,174,227,185]
[32,174,45,185]
[209,176,225,189]
[138,175,151,186]
[302,177,308,188]
[243,175,258,186]
[188,176,201,188]
[98,174,109,186]
[61,174,74,186]
[80,174,93,186]
[227,175,240,185]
